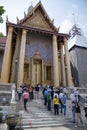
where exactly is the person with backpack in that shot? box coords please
[60,93,66,115]
[43,88,48,106]
[72,101,76,123]
[59,89,64,113]
[75,102,83,127]
[17,85,23,101]
[84,101,87,118]
[47,91,51,111]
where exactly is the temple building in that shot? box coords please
[0,1,72,87]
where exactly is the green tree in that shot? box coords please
[0,6,5,23]
[0,32,4,37]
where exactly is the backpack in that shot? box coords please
[47,93,51,101]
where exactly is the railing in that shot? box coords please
[78,94,87,106]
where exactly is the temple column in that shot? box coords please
[64,38,73,87]
[52,35,59,87]
[1,27,13,83]
[42,60,44,85]
[44,65,46,84]
[10,32,21,83]
[17,29,27,86]
[60,43,66,86]
[31,58,34,86]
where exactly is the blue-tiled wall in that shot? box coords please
[25,32,53,81]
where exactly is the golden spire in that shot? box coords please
[16,16,20,24]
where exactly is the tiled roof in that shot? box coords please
[0,36,6,44]
[68,35,87,49]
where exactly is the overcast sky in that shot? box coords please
[0,0,87,37]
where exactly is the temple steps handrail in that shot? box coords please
[78,94,87,106]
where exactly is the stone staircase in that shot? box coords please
[16,92,72,129]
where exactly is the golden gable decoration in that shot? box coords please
[22,10,53,32]
[20,1,57,32]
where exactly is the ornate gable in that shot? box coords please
[22,10,54,31]
[20,1,57,32]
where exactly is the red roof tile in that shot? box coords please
[0,36,6,44]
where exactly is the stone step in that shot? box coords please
[21,110,70,129]
[21,117,71,129]
[22,114,65,118]
[22,120,63,124]
[22,122,69,129]
[22,115,63,119]
[22,116,64,121]
[16,93,73,129]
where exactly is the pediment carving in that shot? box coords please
[46,58,51,65]
[22,10,53,32]
[33,49,42,60]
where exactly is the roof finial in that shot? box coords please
[52,18,54,24]
[72,13,76,25]
[16,16,20,24]
[27,1,33,15]
[31,1,33,6]
[24,11,26,18]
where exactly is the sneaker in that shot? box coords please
[75,125,77,127]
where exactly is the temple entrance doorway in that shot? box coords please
[33,59,42,86]
[23,63,29,84]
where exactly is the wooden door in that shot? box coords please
[23,63,29,83]
[37,63,42,84]
[33,63,37,85]
[33,60,42,85]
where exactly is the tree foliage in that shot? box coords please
[0,32,4,37]
[0,6,5,23]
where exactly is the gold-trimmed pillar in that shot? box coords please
[10,32,21,83]
[52,35,59,87]
[17,29,27,86]
[42,60,44,85]
[31,58,34,87]
[1,26,13,83]
[60,43,66,86]
[64,38,73,87]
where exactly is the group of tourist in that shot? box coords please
[16,83,87,127]
[17,83,41,111]
[17,83,33,111]
[43,86,67,115]
[43,85,87,127]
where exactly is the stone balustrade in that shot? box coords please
[0,83,12,105]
